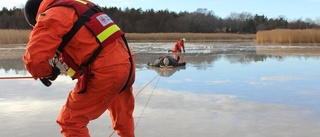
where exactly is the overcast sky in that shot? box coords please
[1,0,320,21]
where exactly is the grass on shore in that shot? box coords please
[256,29,320,45]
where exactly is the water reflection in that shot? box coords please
[1,43,320,137]
[147,66,186,77]
[1,58,26,73]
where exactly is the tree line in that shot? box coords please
[0,6,319,33]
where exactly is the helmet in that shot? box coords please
[162,57,169,67]
[24,0,43,27]
[182,38,186,42]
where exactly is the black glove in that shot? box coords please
[40,78,52,87]
[40,66,60,87]
[48,66,60,81]
[183,50,185,52]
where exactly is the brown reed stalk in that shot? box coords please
[0,29,31,44]
[125,33,254,42]
[0,29,255,44]
[256,29,320,44]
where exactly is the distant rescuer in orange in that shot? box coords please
[171,38,186,52]
[23,0,135,137]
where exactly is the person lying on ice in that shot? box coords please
[147,55,186,67]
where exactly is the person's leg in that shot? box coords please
[179,53,185,63]
[56,96,92,137]
[108,55,136,137]
[57,64,130,137]
[108,87,135,137]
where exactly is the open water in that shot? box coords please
[0,42,320,137]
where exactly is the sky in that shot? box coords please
[1,0,320,21]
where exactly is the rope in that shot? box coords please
[135,74,159,97]
[0,72,68,80]
[108,129,116,137]
[0,76,34,79]
[108,74,160,137]
[135,75,161,128]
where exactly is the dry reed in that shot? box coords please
[125,33,255,42]
[0,29,255,44]
[256,29,320,44]
[0,29,31,44]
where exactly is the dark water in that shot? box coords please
[1,42,320,137]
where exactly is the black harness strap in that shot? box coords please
[119,35,134,93]
[57,7,96,52]
[80,4,104,67]
[56,4,133,93]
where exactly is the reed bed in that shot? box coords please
[3,29,320,45]
[0,29,255,44]
[256,29,320,45]
[125,33,255,42]
[0,29,31,44]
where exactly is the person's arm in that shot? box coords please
[147,62,155,66]
[23,7,75,78]
[167,56,186,66]
[177,62,186,66]
[182,41,185,52]
[166,56,178,66]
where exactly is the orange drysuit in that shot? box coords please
[22,0,135,137]
[172,39,185,52]
[173,52,185,63]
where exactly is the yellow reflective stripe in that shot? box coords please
[97,24,120,43]
[75,0,87,4]
[67,68,76,77]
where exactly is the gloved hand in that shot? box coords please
[40,78,52,87]
[48,66,60,81]
[183,50,185,52]
[40,66,60,87]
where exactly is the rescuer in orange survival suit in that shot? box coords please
[23,0,135,136]
[172,38,186,52]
